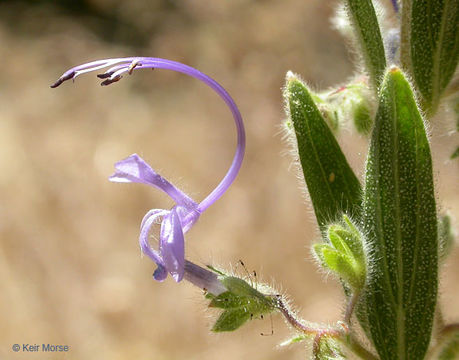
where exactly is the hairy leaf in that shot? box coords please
[285,74,362,231]
[362,68,438,360]
[343,0,386,89]
[408,0,459,114]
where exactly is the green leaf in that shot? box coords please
[362,68,438,360]
[407,0,459,114]
[212,308,253,332]
[343,0,386,89]
[285,74,362,231]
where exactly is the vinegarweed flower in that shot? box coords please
[52,57,245,283]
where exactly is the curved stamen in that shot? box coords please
[52,57,246,213]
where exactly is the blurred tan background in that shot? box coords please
[0,0,458,359]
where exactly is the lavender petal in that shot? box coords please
[109,154,197,208]
[139,209,168,269]
[159,208,185,282]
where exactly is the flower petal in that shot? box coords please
[159,208,185,282]
[153,264,168,282]
[109,154,197,208]
[139,209,168,270]
[174,205,201,233]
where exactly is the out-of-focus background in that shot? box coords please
[0,0,457,359]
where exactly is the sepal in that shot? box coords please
[205,268,277,332]
[313,336,345,360]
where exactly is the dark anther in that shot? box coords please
[101,75,122,86]
[50,71,76,88]
[97,72,114,79]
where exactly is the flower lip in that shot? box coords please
[52,57,245,282]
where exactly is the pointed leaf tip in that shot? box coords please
[362,68,437,360]
[284,78,362,231]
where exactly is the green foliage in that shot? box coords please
[343,0,386,89]
[285,73,362,231]
[313,215,366,291]
[403,0,459,115]
[362,68,438,360]
[206,271,277,332]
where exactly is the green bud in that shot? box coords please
[313,215,366,291]
[352,98,373,135]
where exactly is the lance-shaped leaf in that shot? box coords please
[362,68,438,360]
[285,73,362,231]
[408,0,459,115]
[343,0,386,89]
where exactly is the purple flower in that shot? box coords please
[52,58,245,283]
[184,260,227,296]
